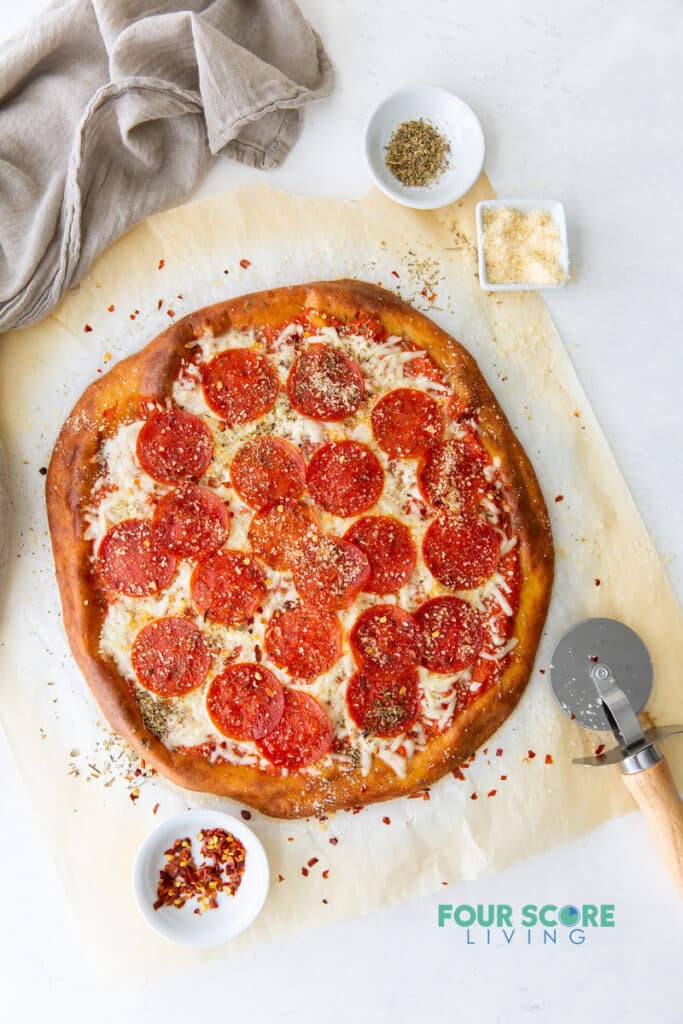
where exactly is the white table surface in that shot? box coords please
[2,2,682,1020]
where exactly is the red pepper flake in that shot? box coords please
[83,324,93,333]
[322,869,330,880]
[167,309,175,318]
[501,375,508,382]
[470,793,478,800]
[595,578,601,587]
[500,774,508,781]
[382,816,391,825]
[158,259,165,269]
[391,270,400,278]
[152,802,160,815]
[495,748,503,757]
[129,313,136,320]
[487,789,497,798]
[153,829,246,913]
[129,788,140,802]
[573,410,580,418]
[277,874,285,882]
[301,866,309,877]
[570,711,576,720]
[240,259,251,269]
[545,754,554,765]
[483,748,488,755]
[595,743,606,757]
[307,857,319,868]
[157,299,163,310]
[177,293,183,300]
[555,494,564,503]
[329,836,339,846]
[287,836,294,842]
[539,669,546,675]
[527,749,536,759]
[452,767,466,781]
[322,898,328,905]
[107,304,115,312]
[441,881,448,886]
[240,809,252,820]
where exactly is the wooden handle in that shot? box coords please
[622,757,683,895]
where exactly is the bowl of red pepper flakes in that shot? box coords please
[133,810,269,947]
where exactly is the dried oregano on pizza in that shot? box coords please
[47,281,553,817]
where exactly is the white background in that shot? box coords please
[2,1,683,1020]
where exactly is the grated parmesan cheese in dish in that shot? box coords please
[87,318,521,779]
[482,207,567,286]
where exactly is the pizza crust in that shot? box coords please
[47,280,554,818]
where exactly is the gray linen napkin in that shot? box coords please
[0,0,334,333]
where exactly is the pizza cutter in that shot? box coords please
[550,618,683,894]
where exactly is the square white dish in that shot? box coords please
[476,198,569,291]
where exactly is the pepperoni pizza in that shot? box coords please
[47,281,553,817]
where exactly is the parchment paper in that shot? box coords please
[1,180,681,983]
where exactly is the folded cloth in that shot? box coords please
[0,0,334,332]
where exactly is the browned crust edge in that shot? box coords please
[46,280,554,818]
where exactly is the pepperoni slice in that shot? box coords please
[371,388,444,459]
[202,349,279,424]
[343,515,416,594]
[190,550,266,627]
[97,519,176,597]
[153,484,230,559]
[287,343,364,421]
[292,533,370,610]
[307,441,383,517]
[207,663,284,741]
[418,438,489,515]
[403,351,447,386]
[230,436,306,510]
[248,500,319,571]
[415,597,483,673]
[350,604,421,677]
[346,668,421,737]
[256,688,333,769]
[136,408,214,484]
[423,514,499,590]
[132,617,211,696]
[265,605,341,680]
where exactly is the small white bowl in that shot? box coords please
[365,85,485,209]
[476,198,569,291]
[133,809,269,948]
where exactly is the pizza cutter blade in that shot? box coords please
[550,618,683,894]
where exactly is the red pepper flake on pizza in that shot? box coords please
[46,281,553,818]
